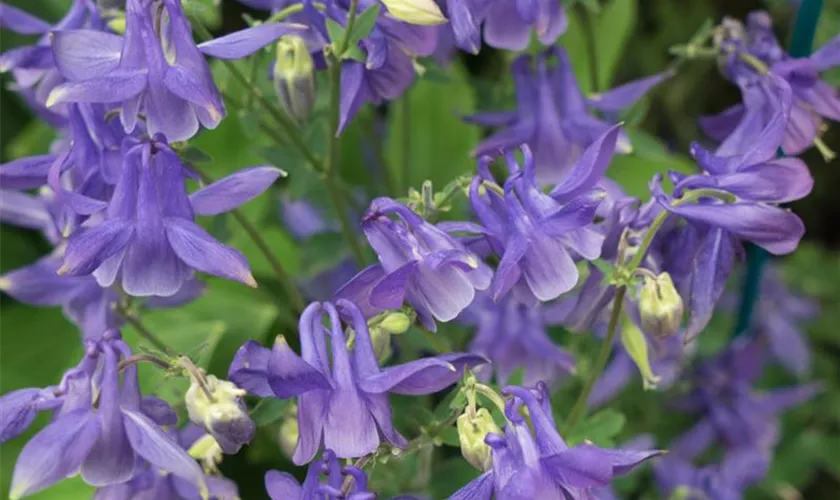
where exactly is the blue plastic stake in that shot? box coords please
[733,0,823,337]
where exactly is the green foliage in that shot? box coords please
[386,62,480,194]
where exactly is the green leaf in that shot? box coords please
[608,128,695,199]
[386,62,479,191]
[565,409,627,447]
[326,19,345,47]
[250,398,292,426]
[344,5,380,53]
[179,145,215,164]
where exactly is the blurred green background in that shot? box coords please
[1,0,839,498]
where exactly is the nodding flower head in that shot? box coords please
[229,299,488,464]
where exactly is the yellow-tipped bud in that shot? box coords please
[621,318,661,389]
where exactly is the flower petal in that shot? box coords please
[60,219,135,277]
[264,470,303,500]
[122,409,207,495]
[198,23,308,59]
[164,217,256,286]
[51,29,124,81]
[542,445,614,488]
[46,71,147,108]
[10,410,101,499]
[190,166,285,216]
[358,353,487,395]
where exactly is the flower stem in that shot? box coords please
[563,286,627,434]
[265,2,326,23]
[402,404,463,455]
[191,167,307,314]
[324,0,367,267]
[115,304,173,355]
[576,4,600,92]
[190,19,322,170]
[118,354,171,371]
[399,91,412,192]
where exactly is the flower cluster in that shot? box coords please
[0,1,829,499]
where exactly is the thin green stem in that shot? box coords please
[563,286,627,433]
[402,404,463,455]
[265,2,326,23]
[576,5,600,92]
[191,19,321,170]
[115,304,173,354]
[400,91,412,192]
[118,354,171,371]
[323,0,366,267]
[191,167,306,314]
[626,188,735,271]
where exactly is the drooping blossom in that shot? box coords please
[449,382,662,499]
[668,339,820,460]
[702,10,840,157]
[652,76,812,340]
[0,0,99,125]
[721,266,817,376]
[297,0,438,133]
[337,197,492,330]
[465,48,671,183]
[95,425,239,499]
[47,0,306,141]
[53,135,283,297]
[228,299,486,464]
[459,291,575,387]
[2,330,210,498]
[654,449,769,500]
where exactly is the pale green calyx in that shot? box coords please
[457,408,501,471]
[638,271,684,339]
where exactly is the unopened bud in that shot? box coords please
[368,326,394,363]
[188,434,223,473]
[638,272,683,339]
[380,0,448,26]
[273,36,315,123]
[379,311,411,335]
[620,318,661,390]
[185,374,256,454]
[457,408,501,471]
[279,406,299,459]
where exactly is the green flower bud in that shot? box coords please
[368,326,394,363]
[185,374,256,454]
[638,272,684,339]
[620,318,661,389]
[457,408,501,471]
[380,0,448,26]
[379,311,411,335]
[188,434,223,473]
[279,404,299,459]
[273,36,315,123]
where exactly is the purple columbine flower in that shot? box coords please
[702,10,840,157]
[461,128,617,304]
[3,330,209,499]
[265,449,376,500]
[449,382,662,499]
[95,425,239,499]
[668,339,820,460]
[53,136,283,297]
[651,76,812,339]
[465,48,671,183]
[459,291,576,387]
[337,197,492,330]
[228,299,487,464]
[654,449,769,500]
[479,0,567,51]
[298,0,437,133]
[47,0,306,141]
[720,266,817,377]
[0,0,98,126]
